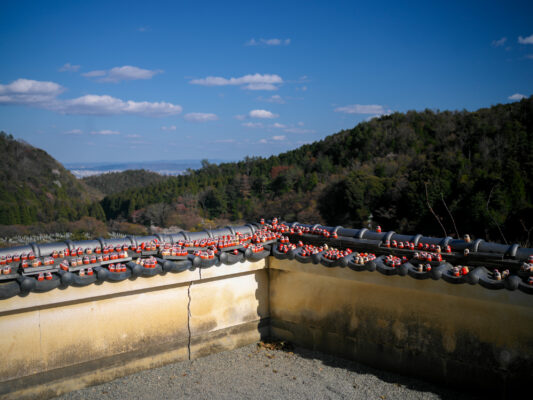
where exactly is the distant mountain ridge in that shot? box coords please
[0,132,105,225]
[1,98,532,246]
[82,170,169,196]
[99,97,533,245]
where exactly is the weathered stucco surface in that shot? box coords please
[268,258,533,396]
[1,256,532,399]
[0,260,268,400]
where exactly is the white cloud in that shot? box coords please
[258,139,268,144]
[272,122,286,128]
[518,34,533,44]
[161,125,177,131]
[184,112,218,122]
[126,134,141,138]
[215,139,236,143]
[508,93,526,101]
[64,129,82,135]
[297,121,304,126]
[0,78,183,117]
[283,127,314,134]
[491,37,507,47]
[138,26,150,32]
[82,70,106,77]
[245,38,291,46]
[0,78,64,104]
[59,63,81,72]
[260,94,285,103]
[83,65,163,82]
[90,130,120,135]
[234,114,246,120]
[190,73,282,90]
[272,135,286,141]
[244,83,278,90]
[334,104,386,115]
[242,122,263,128]
[249,109,278,119]
[54,95,182,116]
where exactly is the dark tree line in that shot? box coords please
[99,97,533,245]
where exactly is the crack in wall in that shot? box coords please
[186,281,192,360]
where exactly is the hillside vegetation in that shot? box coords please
[99,97,533,245]
[0,132,105,225]
[82,169,168,197]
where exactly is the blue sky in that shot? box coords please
[1,0,532,164]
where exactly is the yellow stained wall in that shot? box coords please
[268,258,533,394]
[0,261,268,399]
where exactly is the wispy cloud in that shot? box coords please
[190,73,283,91]
[184,112,218,122]
[55,95,182,116]
[518,34,533,44]
[272,135,286,141]
[64,129,82,135]
[126,134,141,138]
[491,37,507,47]
[242,122,264,128]
[215,139,236,143]
[508,93,526,101]
[82,65,163,83]
[259,94,285,104]
[249,109,278,119]
[0,78,182,117]
[271,122,286,128]
[161,125,177,131]
[283,127,314,134]
[245,38,291,46]
[59,62,81,72]
[90,129,120,135]
[334,104,386,115]
[138,26,150,32]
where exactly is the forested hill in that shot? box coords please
[82,170,168,196]
[101,97,533,245]
[0,132,105,225]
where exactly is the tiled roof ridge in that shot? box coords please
[0,219,532,299]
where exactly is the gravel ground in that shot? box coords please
[56,342,481,400]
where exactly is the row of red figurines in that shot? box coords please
[323,248,352,261]
[384,240,452,254]
[108,264,127,273]
[413,252,443,262]
[0,252,35,264]
[384,255,405,267]
[57,252,128,270]
[160,246,188,257]
[351,252,377,265]
[248,244,265,253]
[193,250,217,260]
[297,243,325,257]
[277,243,297,254]
[141,257,158,268]
[77,268,94,277]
